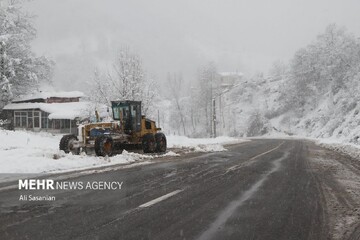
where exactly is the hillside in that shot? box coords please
[209,24,359,146]
[218,75,360,147]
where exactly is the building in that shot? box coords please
[1,91,89,134]
[217,72,244,89]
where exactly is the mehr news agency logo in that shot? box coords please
[18,179,124,201]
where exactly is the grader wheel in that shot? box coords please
[95,136,114,157]
[142,133,156,153]
[155,133,167,153]
[59,135,80,155]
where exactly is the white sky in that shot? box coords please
[23,0,360,90]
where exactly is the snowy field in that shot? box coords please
[0,130,246,180]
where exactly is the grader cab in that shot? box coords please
[59,101,166,156]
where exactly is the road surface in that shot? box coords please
[0,139,360,240]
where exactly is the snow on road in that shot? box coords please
[308,144,360,240]
[262,131,360,163]
[167,135,246,152]
[0,130,246,179]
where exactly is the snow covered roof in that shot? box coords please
[3,102,91,120]
[218,72,244,77]
[13,91,85,102]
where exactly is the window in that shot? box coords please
[28,116,33,128]
[145,120,152,130]
[34,111,40,128]
[14,111,27,128]
[27,111,33,128]
[64,119,70,129]
[113,107,120,120]
[71,120,76,127]
[21,112,27,127]
[14,110,42,129]
[131,105,136,117]
[113,106,129,121]
[14,112,21,127]
[41,112,49,129]
[48,119,53,129]
[54,119,61,129]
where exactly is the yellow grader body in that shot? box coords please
[59,101,166,156]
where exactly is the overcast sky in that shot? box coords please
[23,0,360,90]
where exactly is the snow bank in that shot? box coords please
[0,131,245,180]
[260,130,360,161]
[167,135,247,152]
[316,138,360,160]
[0,130,149,178]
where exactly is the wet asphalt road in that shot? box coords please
[0,139,358,240]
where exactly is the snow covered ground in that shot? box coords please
[0,130,246,180]
[315,138,360,160]
[167,135,244,152]
[262,130,360,162]
[252,129,360,163]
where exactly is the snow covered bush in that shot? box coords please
[0,119,9,130]
[246,111,270,137]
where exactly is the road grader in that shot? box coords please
[59,100,166,156]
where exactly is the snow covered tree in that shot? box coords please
[167,72,187,135]
[196,62,217,136]
[89,48,157,116]
[280,24,360,113]
[246,110,269,137]
[269,60,289,80]
[0,2,54,108]
[111,48,144,101]
[0,41,14,105]
[140,76,157,117]
[88,69,112,107]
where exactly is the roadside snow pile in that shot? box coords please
[160,151,180,157]
[317,139,360,160]
[0,130,238,178]
[167,135,246,152]
[0,130,148,177]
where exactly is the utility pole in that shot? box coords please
[157,109,160,128]
[212,98,216,138]
[210,73,213,138]
[0,41,5,84]
[211,81,242,138]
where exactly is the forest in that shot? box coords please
[1,1,360,145]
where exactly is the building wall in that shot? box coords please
[12,98,46,103]
[46,97,80,103]
[2,94,82,134]
[219,75,242,87]
[5,109,77,134]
